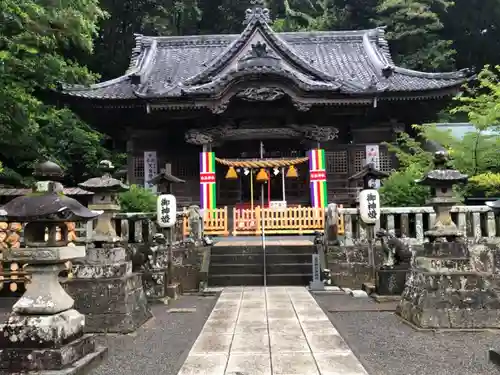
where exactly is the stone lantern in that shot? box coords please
[416,150,468,241]
[397,151,500,329]
[486,199,500,213]
[0,161,106,373]
[63,160,151,334]
[79,159,129,242]
[348,162,389,190]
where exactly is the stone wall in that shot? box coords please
[326,244,384,288]
[327,240,500,289]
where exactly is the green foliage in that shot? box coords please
[418,124,500,175]
[378,130,433,206]
[118,185,157,213]
[378,64,500,205]
[379,165,430,207]
[376,0,455,70]
[0,0,117,186]
[468,173,500,197]
[451,65,500,132]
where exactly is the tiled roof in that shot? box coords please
[0,187,93,196]
[61,3,472,104]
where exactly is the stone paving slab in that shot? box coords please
[176,286,368,375]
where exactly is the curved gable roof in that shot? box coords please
[61,3,472,105]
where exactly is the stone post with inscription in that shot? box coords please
[397,151,500,329]
[63,160,151,333]
[0,161,107,374]
[358,189,381,281]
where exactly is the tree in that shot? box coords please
[119,185,157,213]
[450,65,500,132]
[441,0,500,70]
[0,0,116,186]
[376,0,455,70]
[378,130,433,206]
[83,0,201,81]
[380,65,500,205]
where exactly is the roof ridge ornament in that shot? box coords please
[244,0,271,25]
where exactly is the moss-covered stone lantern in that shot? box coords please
[79,160,129,242]
[416,150,468,240]
[0,161,106,373]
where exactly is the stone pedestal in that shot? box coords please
[397,242,500,329]
[0,247,107,374]
[375,268,408,296]
[143,269,168,300]
[0,311,106,374]
[63,244,152,333]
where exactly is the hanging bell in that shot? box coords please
[256,168,269,182]
[225,166,238,179]
[286,165,298,178]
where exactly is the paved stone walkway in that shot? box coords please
[177,286,368,375]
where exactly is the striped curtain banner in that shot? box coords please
[308,149,328,208]
[200,152,216,210]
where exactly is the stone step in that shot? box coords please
[211,245,314,255]
[266,263,313,275]
[208,274,264,286]
[210,254,263,265]
[210,263,264,275]
[266,273,313,286]
[265,253,312,264]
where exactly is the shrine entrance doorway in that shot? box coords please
[216,138,309,207]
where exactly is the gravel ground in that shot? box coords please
[315,294,500,375]
[89,295,217,375]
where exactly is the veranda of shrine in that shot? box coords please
[59,0,472,237]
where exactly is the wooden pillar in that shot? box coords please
[126,138,134,185]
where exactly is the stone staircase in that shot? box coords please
[208,242,314,286]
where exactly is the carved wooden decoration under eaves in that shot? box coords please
[185,125,339,145]
[236,87,285,102]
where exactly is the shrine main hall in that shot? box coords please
[59,0,471,211]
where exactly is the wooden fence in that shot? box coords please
[182,207,229,237]
[180,206,326,237]
[232,206,324,236]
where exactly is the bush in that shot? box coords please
[118,185,157,213]
[379,164,431,207]
[468,172,500,197]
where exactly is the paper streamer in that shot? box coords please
[200,152,216,210]
[309,149,327,208]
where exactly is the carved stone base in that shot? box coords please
[142,270,167,301]
[397,271,500,329]
[0,309,84,348]
[62,273,151,333]
[376,268,409,296]
[0,335,107,374]
[0,309,107,373]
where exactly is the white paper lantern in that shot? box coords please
[156,194,177,228]
[359,189,380,224]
